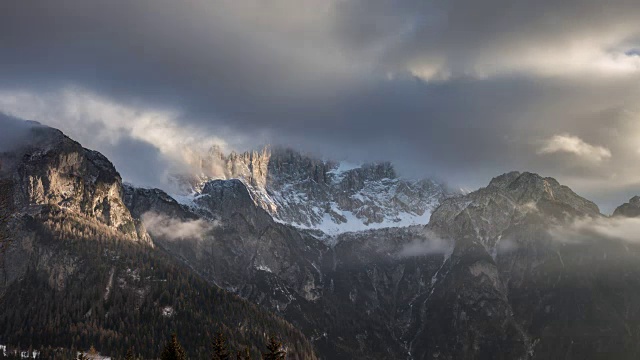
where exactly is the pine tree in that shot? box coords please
[125,348,136,360]
[236,347,251,360]
[0,180,13,252]
[212,332,230,360]
[262,336,286,360]
[160,333,187,360]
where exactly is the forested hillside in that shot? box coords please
[0,207,316,359]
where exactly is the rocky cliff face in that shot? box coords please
[1,122,150,241]
[169,146,449,235]
[125,179,328,303]
[0,120,151,297]
[0,119,317,359]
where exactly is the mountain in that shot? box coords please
[0,119,316,359]
[1,120,151,298]
[5,118,640,360]
[414,172,640,359]
[124,181,420,359]
[129,168,640,360]
[169,146,450,236]
[613,195,640,217]
[0,120,151,247]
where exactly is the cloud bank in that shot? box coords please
[549,216,640,244]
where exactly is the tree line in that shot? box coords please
[72,332,286,360]
[0,209,316,359]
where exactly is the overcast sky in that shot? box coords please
[1,0,640,212]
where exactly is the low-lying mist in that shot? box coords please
[397,230,453,258]
[141,211,219,241]
[549,215,640,244]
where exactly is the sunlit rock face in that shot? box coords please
[0,122,151,296]
[1,123,150,241]
[169,146,450,236]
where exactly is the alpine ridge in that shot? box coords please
[125,168,640,359]
[0,118,317,359]
[4,119,640,360]
[169,146,450,236]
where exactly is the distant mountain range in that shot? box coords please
[2,118,640,359]
[167,146,451,237]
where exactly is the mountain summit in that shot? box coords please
[613,195,640,218]
[0,120,151,245]
[169,146,450,235]
[429,171,601,252]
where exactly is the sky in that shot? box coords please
[1,0,640,213]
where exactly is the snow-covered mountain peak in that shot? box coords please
[168,146,451,236]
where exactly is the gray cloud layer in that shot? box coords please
[1,0,640,211]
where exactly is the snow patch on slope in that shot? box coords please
[279,202,433,236]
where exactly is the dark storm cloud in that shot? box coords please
[1,0,639,204]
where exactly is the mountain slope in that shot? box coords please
[0,119,317,359]
[1,120,151,297]
[125,181,426,359]
[0,232,316,359]
[412,171,640,360]
[138,170,640,360]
